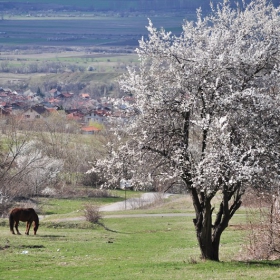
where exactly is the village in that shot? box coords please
[0,86,136,134]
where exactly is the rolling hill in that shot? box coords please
[1,0,276,13]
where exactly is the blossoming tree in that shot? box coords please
[90,0,280,261]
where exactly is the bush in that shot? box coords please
[83,204,102,224]
[242,192,280,261]
[80,171,106,188]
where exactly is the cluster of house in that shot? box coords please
[0,87,136,134]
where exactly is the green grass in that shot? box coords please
[38,197,123,215]
[1,212,280,280]
[1,194,280,279]
[36,190,143,216]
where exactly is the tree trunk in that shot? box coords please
[192,195,222,261]
[191,188,239,261]
[191,184,243,261]
[196,223,222,261]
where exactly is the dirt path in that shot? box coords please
[41,193,190,222]
[99,192,173,212]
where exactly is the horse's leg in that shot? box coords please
[15,220,21,235]
[11,222,15,234]
[11,224,15,235]
[33,223,37,235]
[9,215,15,234]
[25,221,31,235]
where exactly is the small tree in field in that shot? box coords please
[89,0,280,261]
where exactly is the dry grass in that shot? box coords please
[147,194,194,213]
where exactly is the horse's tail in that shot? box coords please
[9,212,14,232]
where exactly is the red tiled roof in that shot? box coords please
[67,113,82,121]
[81,126,101,132]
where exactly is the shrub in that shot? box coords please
[83,204,102,224]
[242,192,280,260]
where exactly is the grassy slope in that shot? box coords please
[0,195,280,279]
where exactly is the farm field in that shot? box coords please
[0,15,185,47]
[0,50,138,72]
[0,6,191,91]
[1,194,280,279]
[0,49,137,92]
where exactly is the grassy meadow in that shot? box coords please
[1,194,280,280]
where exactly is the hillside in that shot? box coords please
[1,0,278,48]
[0,1,220,12]
[1,0,275,13]
[0,0,278,91]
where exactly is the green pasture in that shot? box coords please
[37,193,192,220]
[38,197,122,216]
[0,49,138,76]
[51,54,138,63]
[1,194,280,279]
[42,54,138,72]
[37,190,144,216]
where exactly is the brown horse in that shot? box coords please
[9,208,39,235]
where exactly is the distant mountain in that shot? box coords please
[0,0,278,13]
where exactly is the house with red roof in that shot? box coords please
[81,125,101,135]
